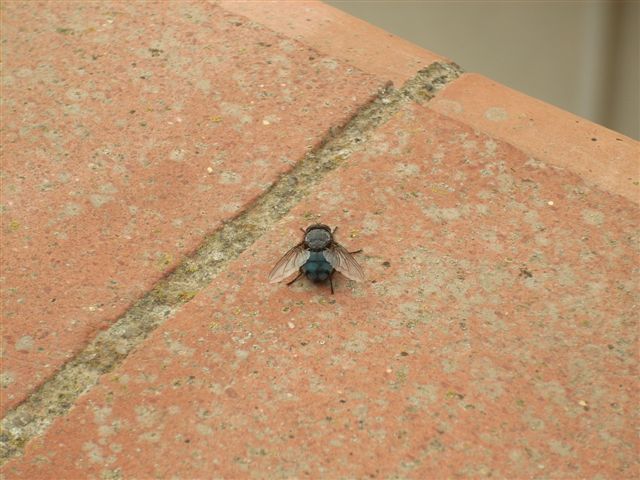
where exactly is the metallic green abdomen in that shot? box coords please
[302,251,333,282]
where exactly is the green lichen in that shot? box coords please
[55,27,74,35]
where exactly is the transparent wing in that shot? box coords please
[268,243,310,283]
[323,243,365,282]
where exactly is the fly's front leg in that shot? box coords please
[334,226,362,254]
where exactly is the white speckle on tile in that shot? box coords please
[15,335,34,351]
[66,88,88,101]
[484,107,508,122]
[434,99,463,115]
[90,194,113,208]
[582,209,605,226]
[170,149,186,162]
[0,371,16,388]
[219,171,241,184]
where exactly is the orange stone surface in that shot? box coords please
[430,73,639,203]
[3,101,638,478]
[1,0,638,478]
[0,1,383,414]
[219,0,446,88]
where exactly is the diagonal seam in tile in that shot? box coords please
[0,61,463,464]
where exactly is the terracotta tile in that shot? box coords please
[430,73,640,203]
[4,103,637,479]
[219,0,445,88]
[0,1,384,414]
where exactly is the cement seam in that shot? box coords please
[0,61,463,463]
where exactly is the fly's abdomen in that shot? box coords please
[302,251,333,282]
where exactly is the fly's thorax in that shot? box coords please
[304,226,332,251]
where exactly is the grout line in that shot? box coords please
[0,61,463,464]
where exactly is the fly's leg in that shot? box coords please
[329,271,335,294]
[333,226,362,255]
[287,271,304,286]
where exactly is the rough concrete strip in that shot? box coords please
[0,62,463,463]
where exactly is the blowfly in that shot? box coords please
[268,223,365,294]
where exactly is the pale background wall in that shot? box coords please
[326,1,639,140]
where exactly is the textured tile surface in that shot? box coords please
[219,0,445,88]
[0,0,384,414]
[4,103,637,479]
[430,73,640,202]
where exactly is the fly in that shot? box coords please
[268,223,365,294]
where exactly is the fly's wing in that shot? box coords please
[323,242,365,282]
[268,243,310,283]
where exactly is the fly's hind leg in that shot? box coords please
[329,271,335,294]
[287,271,304,286]
[349,249,362,254]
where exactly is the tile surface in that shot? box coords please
[0,0,383,414]
[4,103,637,479]
[430,74,640,202]
[219,0,445,88]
